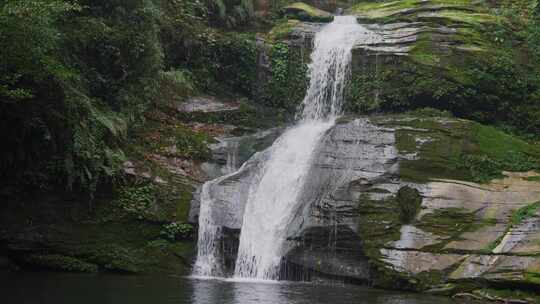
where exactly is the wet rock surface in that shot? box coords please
[177,96,240,113]
[190,115,540,298]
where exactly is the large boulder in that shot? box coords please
[190,113,540,300]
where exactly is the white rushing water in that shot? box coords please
[192,180,223,277]
[194,16,381,280]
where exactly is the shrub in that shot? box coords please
[160,222,193,241]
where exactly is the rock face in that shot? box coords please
[190,114,540,298]
[269,0,538,134]
[177,96,240,113]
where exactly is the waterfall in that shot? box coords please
[194,16,381,280]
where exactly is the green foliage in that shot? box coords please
[154,69,195,105]
[184,31,257,96]
[117,184,156,219]
[451,123,540,183]
[262,42,307,110]
[0,0,80,97]
[0,0,163,197]
[160,222,193,241]
[271,42,289,83]
[452,154,505,183]
[173,126,212,160]
[267,19,300,41]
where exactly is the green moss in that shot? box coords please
[484,201,540,252]
[381,117,474,183]
[450,154,506,183]
[524,271,540,285]
[267,19,300,41]
[410,38,441,67]
[54,218,193,274]
[348,0,480,21]
[473,123,540,159]
[344,0,540,137]
[283,2,333,22]
[437,10,500,26]
[373,117,540,183]
[21,254,99,273]
[524,175,540,181]
[356,193,412,290]
[510,201,540,228]
[417,208,497,252]
[397,186,422,223]
[357,194,402,253]
[417,208,476,237]
[450,123,540,183]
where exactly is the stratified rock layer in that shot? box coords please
[190,115,540,298]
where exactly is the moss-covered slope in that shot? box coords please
[344,0,540,138]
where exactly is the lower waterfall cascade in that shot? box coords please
[193,16,382,280]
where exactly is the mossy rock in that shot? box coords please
[344,0,540,137]
[397,186,422,223]
[20,254,99,273]
[283,2,334,23]
[351,115,540,298]
[372,115,540,184]
[348,0,493,25]
[267,19,301,41]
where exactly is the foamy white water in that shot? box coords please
[194,16,381,280]
[233,120,334,279]
[192,180,224,277]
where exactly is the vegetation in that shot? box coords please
[1,2,540,301]
[283,2,333,22]
[160,222,194,241]
[1,0,162,198]
[0,0,278,200]
[345,0,540,140]
[21,254,99,273]
[396,186,422,224]
[510,201,540,228]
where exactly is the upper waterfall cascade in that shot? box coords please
[193,16,382,280]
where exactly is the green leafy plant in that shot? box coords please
[160,222,193,241]
[117,185,156,219]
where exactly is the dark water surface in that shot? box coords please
[0,272,460,304]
